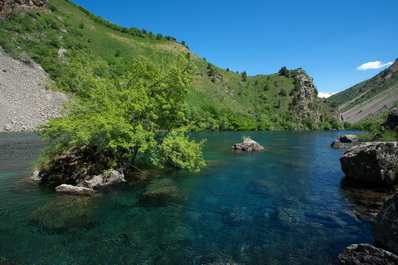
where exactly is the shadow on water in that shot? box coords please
[339,177,395,220]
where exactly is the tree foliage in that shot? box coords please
[38,54,205,172]
[241,71,247,82]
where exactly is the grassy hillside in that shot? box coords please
[0,0,341,131]
[329,59,398,123]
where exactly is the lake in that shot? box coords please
[0,131,373,264]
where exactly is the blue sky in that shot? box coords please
[72,0,397,93]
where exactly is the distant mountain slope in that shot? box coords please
[0,0,341,131]
[329,59,398,123]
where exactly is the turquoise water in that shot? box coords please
[0,131,373,264]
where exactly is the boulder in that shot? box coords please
[331,134,357,149]
[340,142,398,185]
[232,138,265,151]
[55,184,95,195]
[337,243,398,265]
[29,195,96,233]
[83,170,125,189]
[380,108,398,131]
[340,134,357,143]
[374,193,398,254]
[140,178,184,207]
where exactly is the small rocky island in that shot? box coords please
[331,134,357,149]
[232,138,265,151]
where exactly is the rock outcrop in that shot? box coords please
[0,0,48,21]
[331,134,357,149]
[232,138,265,151]
[340,142,398,185]
[374,193,398,254]
[337,243,398,265]
[380,108,398,131]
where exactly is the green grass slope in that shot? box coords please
[329,59,398,123]
[0,0,341,131]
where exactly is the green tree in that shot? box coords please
[279,66,288,76]
[38,54,205,173]
[241,71,247,82]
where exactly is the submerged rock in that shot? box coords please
[374,193,398,254]
[29,195,97,233]
[55,184,95,195]
[337,243,398,265]
[331,134,357,149]
[340,142,398,185]
[140,178,184,207]
[232,138,265,151]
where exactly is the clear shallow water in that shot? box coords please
[0,131,373,264]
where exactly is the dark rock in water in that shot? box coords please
[340,135,357,143]
[374,193,398,254]
[340,142,398,185]
[232,138,265,151]
[83,170,125,189]
[380,108,398,131]
[337,243,398,265]
[331,134,357,149]
[140,178,184,207]
[55,184,95,195]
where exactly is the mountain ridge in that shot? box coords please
[0,0,342,131]
[329,59,398,123]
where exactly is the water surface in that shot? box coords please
[0,131,373,264]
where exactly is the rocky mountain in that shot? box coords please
[329,59,398,123]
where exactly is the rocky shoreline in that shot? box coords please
[336,109,398,264]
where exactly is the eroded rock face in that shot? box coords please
[374,193,398,254]
[232,138,265,151]
[337,243,398,265]
[331,134,357,149]
[340,142,398,185]
[380,108,398,131]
